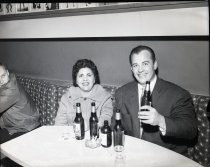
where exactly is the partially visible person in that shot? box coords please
[112,45,197,156]
[0,63,40,144]
[55,59,113,131]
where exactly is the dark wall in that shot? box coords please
[0,40,209,95]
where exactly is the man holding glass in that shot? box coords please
[113,45,197,156]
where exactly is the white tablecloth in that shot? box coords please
[0,126,203,167]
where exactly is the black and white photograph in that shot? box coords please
[0,3,3,15]
[75,3,87,8]
[76,3,99,8]
[30,3,44,12]
[0,1,209,167]
[16,3,29,13]
[44,3,59,11]
[85,3,99,8]
[58,3,81,10]
[59,3,72,10]
[3,3,16,14]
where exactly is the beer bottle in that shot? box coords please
[73,103,85,140]
[89,102,98,139]
[141,81,152,109]
[113,109,125,152]
[101,120,112,148]
[141,81,152,129]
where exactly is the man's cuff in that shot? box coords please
[159,115,166,135]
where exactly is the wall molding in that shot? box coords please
[0,1,208,21]
[0,36,209,41]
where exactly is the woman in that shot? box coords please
[55,59,113,131]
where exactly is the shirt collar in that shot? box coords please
[138,75,157,93]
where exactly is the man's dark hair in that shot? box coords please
[129,45,158,75]
[129,45,156,65]
[0,62,8,71]
[72,59,100,87]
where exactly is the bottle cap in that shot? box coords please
[91,102,95,106]
[76,103,80,107]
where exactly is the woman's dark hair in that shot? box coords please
[72,59,100,87]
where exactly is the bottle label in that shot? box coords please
[101,133,107,146]
[73,123,81,138]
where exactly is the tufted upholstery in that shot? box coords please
[191,95,210,166]
[16,74,210,167]
[16,75,58,125]
[57,85,71,102]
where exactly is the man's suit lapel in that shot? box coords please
[126,79,164,138]
[152,78,163,106]
[128,82,140,137]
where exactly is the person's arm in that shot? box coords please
[139,105,166,135]
[163,92,197,139]
[54,93,69,125]
[111,89,134,136]
[139,90,197,139]
[0,87,18,114]
[98,94,113,127]
[158,115,166,135]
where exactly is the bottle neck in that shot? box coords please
[76,107,81,114]
[91,112,97,118]
[91,106,96,114]
[143,82,151,97]
[104,122,108,126]
[142,82,152,106]
[115,120,121,126]
[115,112,122,125]
[145,82,150,92]
[115,112,121,120]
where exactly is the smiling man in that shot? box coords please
[113,45,197,156]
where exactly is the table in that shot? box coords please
[0,126,203,167]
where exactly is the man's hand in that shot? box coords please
[138,105,164,127]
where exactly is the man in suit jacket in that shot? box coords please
[113,45,197,156]
[0,62,40,144]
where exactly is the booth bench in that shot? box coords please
[16,74,210,167]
